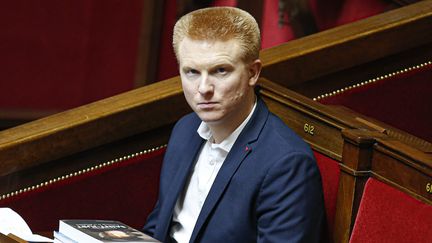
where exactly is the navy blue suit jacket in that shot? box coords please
[144,98,325,243]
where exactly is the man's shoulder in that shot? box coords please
[174,112,201,130]
[262,112,313,156]
[168,112,201,140]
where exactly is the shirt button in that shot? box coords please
[209,160,215,165]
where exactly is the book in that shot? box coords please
[58,220,159,243]
[53,231,77,243]
[0,207,53,242]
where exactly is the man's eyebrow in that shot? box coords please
[209,60,235,68]
[181,63,197,69]
[210,63,233,71]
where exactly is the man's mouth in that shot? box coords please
[197,102,218,109]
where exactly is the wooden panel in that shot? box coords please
[262,96,344,160]
[334,129,384,243]
[336,128,432,242]
[0,77,190,178]
[0,125,172,196]
[258,78,374,161]
[372,139,432,203]
[333,172,367,243]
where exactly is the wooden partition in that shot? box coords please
[371,138,432,204]
[0,77,190,196]
[258,78,366,160]
[340,129,432,242]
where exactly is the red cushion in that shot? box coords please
[0,147,165,231]
[350,178,432,243]
[313,151,340,237]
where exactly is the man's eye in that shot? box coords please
[185,69,199,76]
[216,67,227,74]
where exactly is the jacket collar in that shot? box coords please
[156,117,203,241]
[196,99,258,152]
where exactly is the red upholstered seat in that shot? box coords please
[0,147,165,232]
[313,151,341,240]
[349,178,432,243]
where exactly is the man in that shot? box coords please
[143,7,325,243]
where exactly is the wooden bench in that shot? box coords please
[0,77,188,231]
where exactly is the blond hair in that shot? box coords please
[173,7,261,62]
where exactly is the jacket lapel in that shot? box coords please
[157,120,204,241]
[190,98,269,243]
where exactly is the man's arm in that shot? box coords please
[142,200,161,236]
[256,152,325,243]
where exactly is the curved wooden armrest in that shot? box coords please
[0,77,190,178]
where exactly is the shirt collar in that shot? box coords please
[197,100,257,152]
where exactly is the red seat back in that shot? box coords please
[313,151,341,239]
[349,178,432,243]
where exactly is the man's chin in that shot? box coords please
[200,117,221,124]
[196,113,222,124]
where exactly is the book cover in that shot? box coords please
[58,220,159,243]
[53,231,78,243]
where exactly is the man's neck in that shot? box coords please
[208,124,235,144]
[208,97,256,144]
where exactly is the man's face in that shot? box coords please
[178,38,260,127]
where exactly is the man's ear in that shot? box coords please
[248,59,262,86]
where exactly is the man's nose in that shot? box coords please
[198,74,214,95]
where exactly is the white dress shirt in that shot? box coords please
[170,101,257,243]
